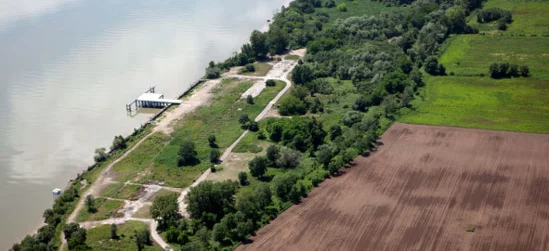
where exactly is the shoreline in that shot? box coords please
[17,0,297,247]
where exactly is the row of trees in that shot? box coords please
[477,8,512,31]
[489,63,529,78]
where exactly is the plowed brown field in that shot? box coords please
[237,123,549,251]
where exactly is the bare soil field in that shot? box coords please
[238,123,549,251]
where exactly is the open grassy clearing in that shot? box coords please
[314,0,406,26]
[284,55,300,61]
[102,183,142,201]
[86,220,162,251]
[126,78,286,188]
[439,35,549,79]
[399,76,549,133]
[147,189,180,203]
[241,62,273,76]
[110,133,170,183]
[469,0,549,34]
[133,204,152,219]
[76,198,124,222]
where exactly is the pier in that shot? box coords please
[126,87,182,112]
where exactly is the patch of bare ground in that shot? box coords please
[237,123,549,251]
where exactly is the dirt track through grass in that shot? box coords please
[238,123,549,251]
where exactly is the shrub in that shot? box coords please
[266,79,276,86]
[238,172,249,186]
[178,140,199,166]
[279,95,307,116]
[208,135,217,148]
[209,148,221,163]
[246,95,254,104]
[336,3,347,12]
[206,66,221,79]
[520,65,529,77]
[248,121,259,132]
[249,156,268,178]
[324,0,336,8]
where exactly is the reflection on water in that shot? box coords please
[0,0,288,247]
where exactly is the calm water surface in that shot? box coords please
[0,0,288,247]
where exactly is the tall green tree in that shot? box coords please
[151,193,180,231]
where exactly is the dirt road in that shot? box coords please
[238,123,549,251]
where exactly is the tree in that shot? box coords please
[238,172,249,186]
[279,95,307,116]
[238,114,250,124]
[292,64,313,85]
[324,0,336,8]
[424,56,446,76]
[85,195,96,213]
[209,148,221,163]
[275,148,301,169]
[342,111,363,127]
[520,65,529,77]
[309,118,327,150]
[185,181,239,225]
[353,96,369,112]
[208,134,217,148]
[134,228,152,251]
[246,94,254,104]
[316,144,337,167]
[111,135,127,151]
[151,193,180,231]
[248,121,259,132]
[266,145,280,164]
[401,86,414,107]
[249,156,268,178]
[178,140,199,166]
[336,3,347,12]
[250,30,268,58]
[63,223,88,250]
[330,125,342,140]
[266,79,276,86]
[267,28,289,55]
[93,148,108,163]
[271,173,298,201]
[110,224,118,240]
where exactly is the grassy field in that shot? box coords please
[86,220,162,251]
[439,35,549,79]
[102,183,142,201]
[284,55,300,61]
[469,0,549,34]
[242,62,273,76]
[76,198,124,222]
[110,133,170,183]
[399,76,549,133]
[106,78,287,188]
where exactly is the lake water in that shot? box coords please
[0,0,288,248]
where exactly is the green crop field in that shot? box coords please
[439,35,549,79]
[400,0,549,134]
[469,0,549,34]
[399,76,549,133]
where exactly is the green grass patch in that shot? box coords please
[133,204,152,219]
[233,132,264,153]
[284,55,300,61]
[242,62,273,76]
[102,183,142,201]
[86,220,163,251]
[76,198,124,222]
[147,189,180,202]
[110,133,170,183]
[470,0,549,34]
[139,79,286,187]
[399,76,549,133]
[439,35,549,79]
